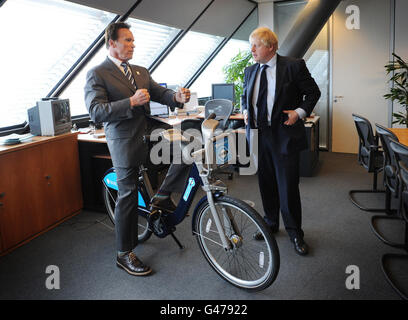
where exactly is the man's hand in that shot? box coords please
[175,87,191,103]
[130,89,150,107]
[283,110,299,125]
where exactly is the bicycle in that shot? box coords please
[102,114,280,291]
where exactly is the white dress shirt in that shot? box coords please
[107,55,133,78]
[252,55,277,126]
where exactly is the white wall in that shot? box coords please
[392,0,408,126]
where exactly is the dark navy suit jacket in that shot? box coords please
[242,54,321,154]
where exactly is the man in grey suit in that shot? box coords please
[84,22,190,276]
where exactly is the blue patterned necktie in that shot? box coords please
[120,62,136,88]
[257,64,269,128]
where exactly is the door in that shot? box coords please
[332,0,390,153]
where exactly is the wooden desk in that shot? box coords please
[390,128,408,146]
[154,112,244,126]
[77,129,107,143]
[0,132,83,255]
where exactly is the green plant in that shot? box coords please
[384,53,408,127]
[222,50,253,110]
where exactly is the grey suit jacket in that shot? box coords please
[84,57,181,167]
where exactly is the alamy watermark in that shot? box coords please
[148,127,259,176]
[345,5,360,30]
[345,265,360,290]
[45,265,60,290]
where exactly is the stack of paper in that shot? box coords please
[0,133,34,145]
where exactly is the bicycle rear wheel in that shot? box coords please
[194,195,280,291]
[102,184,152,243]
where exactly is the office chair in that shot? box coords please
[370,124,401,246]
[204,99,233,130]
[381,139,408,300]
[180,118,203,132]
[204,99,234,179]
[349,114,385,212]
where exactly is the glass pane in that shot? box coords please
[152,31,224,88]
[60,18,180,117]
[189,39,250,100]
[0,0,116,128]
[189,8,257,108]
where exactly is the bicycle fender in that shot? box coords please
[191,196,208,235]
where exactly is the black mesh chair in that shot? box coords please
[382,139,408,300]
[370,124,401,246]
[180,118,203,132]
[204,99,233,130]
[349,114,385,212]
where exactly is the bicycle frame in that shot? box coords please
[102,116,235,248]
[102,163,203,238]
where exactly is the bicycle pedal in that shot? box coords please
[149,209,161,220]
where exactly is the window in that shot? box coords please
[151,31,224,88]
[60,17,180,117]
[188,7,257,101]
[0,0,116,128]
[189,39,250,98]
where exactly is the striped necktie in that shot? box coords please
[120,62,136,88]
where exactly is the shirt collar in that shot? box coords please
[260,54,277,69]
[107,54,126,69]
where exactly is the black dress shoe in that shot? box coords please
[150,196,177,212]
[117,252,152,276]
[292,237,309,256]
[253,226,279,241]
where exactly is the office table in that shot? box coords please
[0,133,83,255]
[390,128,408,146]
[155,111,244,126]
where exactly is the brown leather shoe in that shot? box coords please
[150,195,177,212]
[116,252,152,276]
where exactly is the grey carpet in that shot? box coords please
[0,152,406,300]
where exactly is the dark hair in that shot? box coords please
[105,22,131,49]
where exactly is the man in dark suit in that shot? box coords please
[242,27,320,255]
[84,22,190,275]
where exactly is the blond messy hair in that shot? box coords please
[249,27,278,50]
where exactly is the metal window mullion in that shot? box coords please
[184,5,258,89]
[48,0,143,98]
[148,0,216,74]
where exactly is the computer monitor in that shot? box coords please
[150,102,169,116]
[212,83,235,104]
[150,83,169,117]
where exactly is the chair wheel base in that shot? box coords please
[371,215,406,248]
[349,189,386,212]
[381,253,408,300]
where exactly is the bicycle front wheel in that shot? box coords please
[102,184,152,243]
[194,195,280,291]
